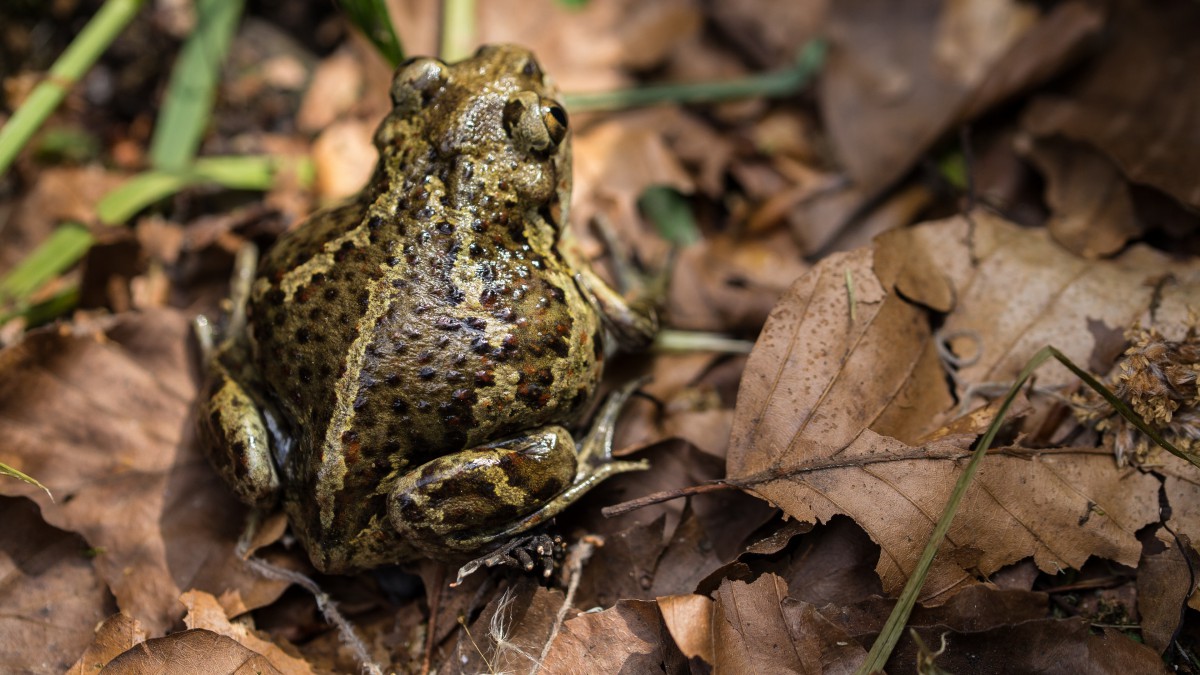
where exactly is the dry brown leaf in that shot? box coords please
[935,0,1038,85]
[574,516,668,608]
[1158,465,1200,607]
[1023,138,1143,259]
[657,592,713,664]
[959,1,1105,120]
[827,585,1165,673]
[387,0,662,94]
[711,575,801,671]
[710,574,864,673]
[0,496,114,673]
[295,48,364,133]
[180,590,315,674]
[1022,0,1200,210]
[613,351,742,458]
[612,0,703,72]
[668,230,809,333]
[820,0,1025,196]
[727,214,1192,601]
[648,503,726,597]
[923,214,1194,395]
[1137,538,1196,654]
[309,118,376,201]
[540,599,685,673]
[798,0,1100,254]
[0,311,289,633]
[570,435,774,586]
[707,0,827,69]
[100,629,282,675]
[67,613,147,675]
[571,107,693,264]
[757,516,884,608]
[448,579,567,674]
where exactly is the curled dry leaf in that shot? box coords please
[101,629,283,675]
[540,599,686,673]
[66,613,147,675]
[0,311,289,634]
[181,590,315,674]
[659,576,870,673]
[1023,137,1143,259]
[728,213,1196,601]
[657,592,712,664]
[1022,0,1200,210]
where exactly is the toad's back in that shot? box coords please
[243,44,605,570]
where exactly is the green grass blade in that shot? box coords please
[0,223,94,309]
[1,153,307,323]
[337,0,405,67]
[191,155,297,189]
[19,285,81,327]
[857,347,1056,674]
[1,463,53,501]
[0,0,146,175]
[96,172,191,225]
[147,0,243,171]
[98,155,311,225]
[563,41,825,113]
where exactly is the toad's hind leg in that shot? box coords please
[386,383,649,558]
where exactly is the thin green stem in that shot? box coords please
[0,223,93,310]
[439,0,476,62]
[0,0,146,175]
[563,41,825,113]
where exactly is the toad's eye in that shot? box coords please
[542,103,568,147]
[390,57,447,110]
[503,93,569,154]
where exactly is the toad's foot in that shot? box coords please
[453,532,566,585]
